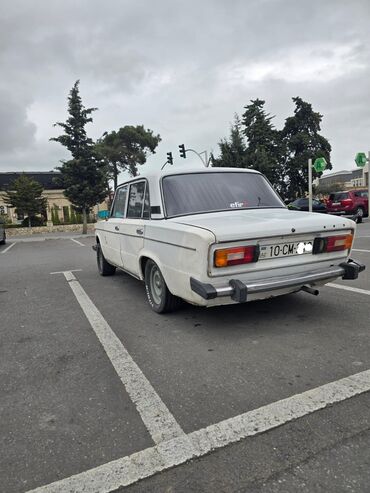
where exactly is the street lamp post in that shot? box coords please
[309,157,327,212]
[355,152,370,214]
[308,158,313,213]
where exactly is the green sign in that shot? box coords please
[313,157,327,173]
[355,152,367,168]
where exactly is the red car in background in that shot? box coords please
[326,189,368,223]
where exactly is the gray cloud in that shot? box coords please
[0,90,36,153]
[0,0,370,172]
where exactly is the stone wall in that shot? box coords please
[6,224,95,236]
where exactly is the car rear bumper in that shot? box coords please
[190,259,366,303]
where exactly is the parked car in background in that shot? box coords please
[288,198,327,213]
[93,166,365,313]
[326,190,368,223]
[0,218,6,245]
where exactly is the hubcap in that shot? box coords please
[357,208,364,217]
[150,266,163,305]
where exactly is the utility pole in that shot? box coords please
[308,158,313,213]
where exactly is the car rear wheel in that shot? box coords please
[0,233,5,245]
[144,260,181,313]
[97,243,116,276]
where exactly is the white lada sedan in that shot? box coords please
[93,167,365,313]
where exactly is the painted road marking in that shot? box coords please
[27,368,370,493]
[352,248,370,253]
[54,270,185,445]
[70,238,85,246]
[0,242,15,254]
[50,269,82,275]
[327,283,370,296]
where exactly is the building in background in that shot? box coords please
[0,171,108,224]
[317,166,368,191]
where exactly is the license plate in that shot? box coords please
[259,241,313,259]
[331,202,341,206]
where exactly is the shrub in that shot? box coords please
[21,216,45,227]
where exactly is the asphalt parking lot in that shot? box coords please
[1,222,370,493]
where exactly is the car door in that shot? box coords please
[120,180,149,276]
[103,185,128,266]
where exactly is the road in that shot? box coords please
[1,223,370,493]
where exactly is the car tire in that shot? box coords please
[355,207,364,223]
[144,259,181,313]
[97,243,116,276]
[0,233,5,245]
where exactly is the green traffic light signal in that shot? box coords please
[355,152,367,168]
[313,157,327,173]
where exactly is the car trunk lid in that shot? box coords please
[172,208,351,243]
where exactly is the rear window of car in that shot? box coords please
[162,172,284,217]
[329,192,348,201]
[357,190,368,198]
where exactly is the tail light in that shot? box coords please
[214,245,259,267]
[313,234,353,254]
[341,199,353,207]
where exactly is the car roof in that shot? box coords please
[117,165,261,188]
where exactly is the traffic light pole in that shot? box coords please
[186,149,210,167]
[308,158,313,212]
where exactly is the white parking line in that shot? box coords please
[50,269,82,275]
[327,283,370,296]
[352,248,370,253]
[54,270,185,445]
[0,242,15,254]
[70,238,85,246]
[27,368,370,493]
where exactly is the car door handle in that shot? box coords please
[115,226,119,231]
[136,228,144,235]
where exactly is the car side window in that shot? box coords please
[127,181,146,219]
[111,186,128,218]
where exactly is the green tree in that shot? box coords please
[211,115,247,168]
[281,97,332,198]
[242,99,282,185]
[95,125,161,189]
[4,175,47,228]
[50,80,107,233]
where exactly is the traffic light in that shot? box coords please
[179,144,186,158]
[166,152,173,165]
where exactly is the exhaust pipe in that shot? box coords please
[301,285,319,296]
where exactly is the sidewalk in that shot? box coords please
[9,231,95,242]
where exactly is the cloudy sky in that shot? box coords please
[0,0,369,176]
